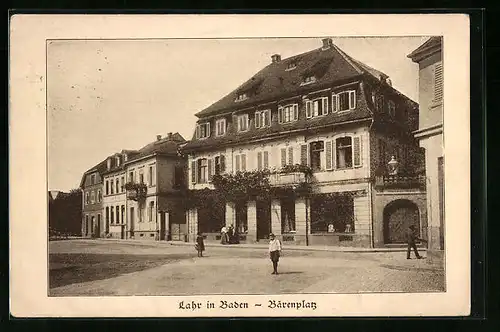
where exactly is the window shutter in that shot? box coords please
[255,112,260,128]
[332,94,338,113]
[281,148,287,167]
[353,136,362,167]
[325,141,332,170]
[195,126,200,139]
[349,91,356,109]
[191,160,197,183]
[220,154,226,172]
[235,155,240,172]
[306,100,312,118]
[208,159,213,182]
[300,144,308,165]
[278,107,283,123]
[293,104,298,120]
[331,140,336,169]
[257,152,263,170]
[263,151,269,168]
[241,154,246,171]
[288,147,294,165]
[434,63,443,101]
[323,97,329,115]
[265,110,271,126]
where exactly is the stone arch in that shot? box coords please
[383,199,420,244]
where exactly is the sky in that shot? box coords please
[47,36,429,192]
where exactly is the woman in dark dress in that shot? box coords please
[196,232,205,257]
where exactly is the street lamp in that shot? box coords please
[387,156,399,175]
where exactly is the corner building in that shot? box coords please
[183,38,427,248]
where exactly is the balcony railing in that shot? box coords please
[374,175,426,190]
[269,172,309,186]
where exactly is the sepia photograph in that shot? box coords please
[9,14,470,317]
[47,36,445,297]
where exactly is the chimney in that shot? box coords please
[167,132,173,140]
[322,38,333,50]
[156,135,162,141]
[271,54,281,63]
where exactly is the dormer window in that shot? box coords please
[237,114,249,132]
[278,104,298,123]
[216,118,226,136]
[332,90,356,112]
[255,110,271,128]
[301,75,317,86]
[196,122,210,139]
[285,62,297,71]
[306,97,329,118]
[235,92,249,102]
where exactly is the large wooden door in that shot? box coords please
[169,212,186,241]
[384,200,420,244]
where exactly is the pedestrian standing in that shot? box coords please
[196,232,205,257]
[268,233,282,275]
[221,226,228,245]
[406,225,425,259]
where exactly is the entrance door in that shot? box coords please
[383,200,420,244]
[90,216,95,238]
[256,200,271,240]
[96,214,101,238]
[169,212,186,241]
[130,207,135,234]
[159,212,166,240]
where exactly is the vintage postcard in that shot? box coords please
[9,14,470,317]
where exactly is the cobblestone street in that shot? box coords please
[49,239,445,296]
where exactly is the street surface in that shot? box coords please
[49,239,445,296]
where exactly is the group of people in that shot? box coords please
[220,225,239,245]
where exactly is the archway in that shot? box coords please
[383,199,420,244]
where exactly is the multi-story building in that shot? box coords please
[182,38,426,248]
[123,133,187,241]
[102,150,138,239]
[79,160,106,238]
[408,37,444,256]
[99,133,187,240]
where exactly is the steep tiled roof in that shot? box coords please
[79,159,108,188]
[195,41,378,118]
[407,36,442,62]
[126,133,186,163]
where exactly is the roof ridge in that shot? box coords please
[331,43,363,75]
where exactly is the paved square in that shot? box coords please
[49,240,445,296]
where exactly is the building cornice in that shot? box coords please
[413,123,443,139]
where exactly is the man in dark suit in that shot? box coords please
[406,225,426,259]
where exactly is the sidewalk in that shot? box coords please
[77,237,426,253]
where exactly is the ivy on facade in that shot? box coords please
[184,165,315,208]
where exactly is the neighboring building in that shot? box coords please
[102,150,138,239]
[123,133,187,241]
[183,38,426,247]
[79,160,106,238]
[408,37,444,256]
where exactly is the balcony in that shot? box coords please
[374,175,426,190]
[269,172,309,186]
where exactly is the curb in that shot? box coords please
[77,238,426,253]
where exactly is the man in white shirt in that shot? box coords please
[268,233,282,275]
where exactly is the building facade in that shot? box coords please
[408,37,445,256]
[79,161,106,238]
[183,38,427,248]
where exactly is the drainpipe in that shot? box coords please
[305,197,309,246]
